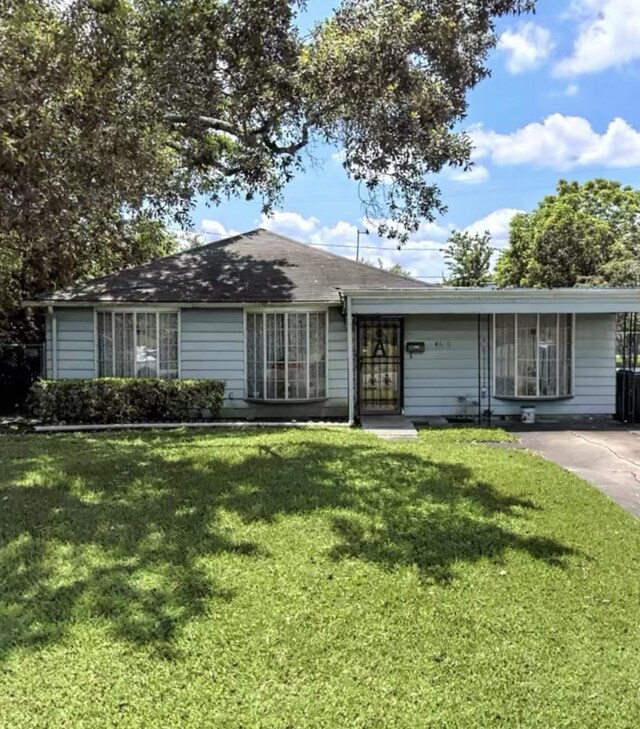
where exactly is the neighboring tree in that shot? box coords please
[1,0,534,338]
[495,179,640,288]
[443,230,493,286]
[363,257,413,278]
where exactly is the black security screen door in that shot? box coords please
[357,318,403,415]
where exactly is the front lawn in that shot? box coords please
[1,427,639,727]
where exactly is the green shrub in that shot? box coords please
[27,378,225,424]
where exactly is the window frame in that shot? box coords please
[492,313,575,400]
[243,307,330,403]
[94,308,181,379]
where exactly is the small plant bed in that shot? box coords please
[1,427,639,727]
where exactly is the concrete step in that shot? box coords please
[360,415,419,441]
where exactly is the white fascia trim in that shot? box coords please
[342,287,640,300]
[25,300,339,309]
[343,288,640,313]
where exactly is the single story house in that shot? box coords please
[28,228,640,423]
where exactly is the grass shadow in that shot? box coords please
[0,430,577,659]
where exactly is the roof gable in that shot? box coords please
[40,228,432,304]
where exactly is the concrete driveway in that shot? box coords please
[516,426,640,518]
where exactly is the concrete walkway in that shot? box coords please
[360,415,418,441]
[517,427,640,518]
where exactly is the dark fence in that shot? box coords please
[0,343,45,415]
[616,313,640,426]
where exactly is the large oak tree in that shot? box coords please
[1,0,534,338]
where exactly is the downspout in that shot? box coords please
[49,306,58,379]
[346,295,355,426]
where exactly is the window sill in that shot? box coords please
[244,397,328,405]
[493,395,574,402]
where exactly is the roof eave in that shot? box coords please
[23,298,341,308]
[341,286,640,299]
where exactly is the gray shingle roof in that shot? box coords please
[40,228,432,304]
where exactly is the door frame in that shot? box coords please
[356,316,404,416]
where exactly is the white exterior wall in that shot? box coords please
[54,308,95,379]
[403,313,616,418]
[179,306,349,418]
[45,307,616,420]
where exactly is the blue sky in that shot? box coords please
[188,0,640,281]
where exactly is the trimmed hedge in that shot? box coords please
[28,378,225,425]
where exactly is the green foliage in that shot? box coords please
[363,257,414,278]
[1,427,640,726]
[444,230,493,286]
[495,179,640,287]
[2,0,533,338]
[0,2,182,339]
[27,378,225,424]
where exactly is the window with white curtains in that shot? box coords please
[97,311,179,379]
[246,311,327,401]
[495,314,573,398]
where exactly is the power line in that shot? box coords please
[183,229,449,252]
[180,229,448,279]
[310,242,447,252]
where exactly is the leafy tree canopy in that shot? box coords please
[444,230,493,286]
[363,257,414,278]
[1,0,533,337]
[495,179,640,288]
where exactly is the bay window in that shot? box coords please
[495,314,572,398]
[246,311,327,401]
[97,311,179,379]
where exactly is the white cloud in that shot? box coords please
[563,83,579,97]
[260,211,320,235]
[201,219,240,238]
[173,229,205,251]
[470,114,640,170]
[255,210,447,280]
[208,208,530,281]
[172,220,240,251]
[363,217,452,241]
[465,208,525,251]
[448,164,490,184]
[498,22,554,74]
[556,0,640,76]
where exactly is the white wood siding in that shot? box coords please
[403,313,616,417]
[180,306,349,418]
[180,308,245,401]
[327,307,348,401]
[54,308,95,378]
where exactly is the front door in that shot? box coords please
[357,318,403,415]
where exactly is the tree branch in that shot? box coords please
[165,113,310,156]
[165,113,239,137]
[262,123,309,155]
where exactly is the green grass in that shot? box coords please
[1,427,640,728]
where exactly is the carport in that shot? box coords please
[342,287,640,426]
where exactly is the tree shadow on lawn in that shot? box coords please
[0,431,577,660]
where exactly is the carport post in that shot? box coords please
[48,305,58,380]
[347,295,355,425]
